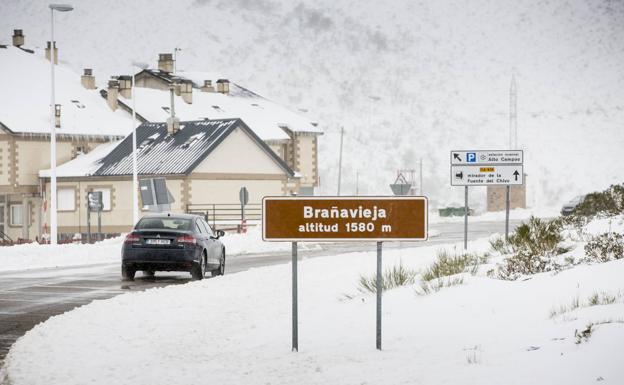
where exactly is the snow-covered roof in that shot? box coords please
[129,70,321,141]
[39,140,120,178]
[0,46,131,138]
[90,119,294,177]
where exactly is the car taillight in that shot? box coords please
[176,235,197,244]
[124,232,140,244]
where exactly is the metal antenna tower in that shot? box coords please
[509,71,518,149]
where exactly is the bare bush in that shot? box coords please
[358,262,417,294]
[496,217,568,280]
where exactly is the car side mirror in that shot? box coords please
[217,230,225,238]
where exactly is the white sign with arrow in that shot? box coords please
[451,164,523,186]
[451,150,523,165]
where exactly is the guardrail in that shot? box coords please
[187,203,262,230]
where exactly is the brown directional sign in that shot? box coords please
[263,196,428,241]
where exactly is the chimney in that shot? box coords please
[167,116,180,135]
[158,53,174,73]
[81,68,96,89]
[216,79,230,94]
[107,79,119,111]
[118,75,132,99]
[167,86,180,134]
[179,80,192,104]
[12,29,24,47]
[200,80,215,92]
[54,104,61,128]
[45,41,58,64]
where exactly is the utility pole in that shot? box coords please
[419,158,423,195]
[506,71,518,240]
[131,62,148,225]
[337,126,344,195]
[509,72,517,149]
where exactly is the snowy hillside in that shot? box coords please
[1,0,623,208]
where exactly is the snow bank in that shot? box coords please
[584,215,624,236]
[4,236,622,385]
[0,237,123,272]
[221,226,321,255]
[0,227,314,272]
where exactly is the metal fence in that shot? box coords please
[187,203,262,230]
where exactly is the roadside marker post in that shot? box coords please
[292,241,298,352]
[451,150,524,247]
[376,241,382,350]
[239,187,249,233]
[263,196,428,352]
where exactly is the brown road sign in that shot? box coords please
[263,196,428,241]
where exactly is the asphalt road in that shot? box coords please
[0,219,521,364]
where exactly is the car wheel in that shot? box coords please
[143,270,155,277]
[122,266,136,281]
[212,250,225,276]
[191,255,206,280]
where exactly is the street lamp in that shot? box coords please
[131,61,148,225]
[49,3,73,245]
[174,47,182,73]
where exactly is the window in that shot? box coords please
[92,188,111,211]
[200,219,214,236]
[135,217,192,230]
[57,188,75,211]
[10,204,23,226]
[195,221,205,235]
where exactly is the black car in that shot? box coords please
[121,213,225,281]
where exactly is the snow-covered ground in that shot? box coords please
[3,217,622,385]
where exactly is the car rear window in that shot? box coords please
[135,218,193,231]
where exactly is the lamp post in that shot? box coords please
[49,3,73,245]
[131,61,148,225]
[174,47,182,73]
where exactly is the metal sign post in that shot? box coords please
[86,201,91,243]
[464,186,468,250]
[239,187,249,233]
[292,241,298,352]
[263,196,428,352]
[376,241,383,350]
[505,185,511,240]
